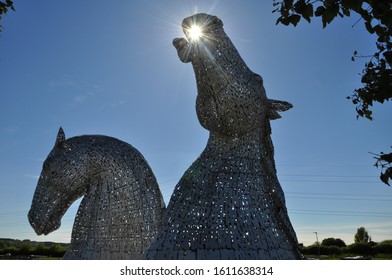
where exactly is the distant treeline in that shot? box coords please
[2,237,392,260]
[300,239,392,259]
[0,238,68,259]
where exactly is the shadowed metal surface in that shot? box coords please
[144,13,301,260]
[28,128,165,259]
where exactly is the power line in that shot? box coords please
[280,174,377,178]
[0,211,27,217]
[1,191,391,217]
[289,211,392,218]
[157,173,381,186]
[281,179,379,183]
[290,208,392,216]
[287,196,392,202]
[286,191,392,198]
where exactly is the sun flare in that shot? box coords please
[188,25,202,41]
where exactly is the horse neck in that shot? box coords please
[204,124,279,182]
[71,166,131,240]
[206,127,265,158]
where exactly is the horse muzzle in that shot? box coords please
[28,209,61,235]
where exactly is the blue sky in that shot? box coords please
[0,0,391,246]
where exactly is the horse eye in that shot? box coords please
[254,74,263,84]
[43,162,50,171]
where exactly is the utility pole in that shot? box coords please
[314,232,320,260]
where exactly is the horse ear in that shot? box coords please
[269,99,293,112]
[267,99,293,120]
[212,16,223,28]
[55,127,66,148]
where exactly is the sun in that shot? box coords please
[188,25,203,41]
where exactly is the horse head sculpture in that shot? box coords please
[173,13,292,137]
[144,13,301,260]
[28,128,165,259]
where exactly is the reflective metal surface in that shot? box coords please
[28,128,165,259]
[144,13,301,260]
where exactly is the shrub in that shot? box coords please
[346,242,373,256]
[321,237,346,247]
[374,242,392,254]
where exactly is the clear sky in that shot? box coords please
[0,0,391,246]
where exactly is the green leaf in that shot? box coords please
[280,0,294,17]
[315,6,326,17]
[283,0,294,10]
[365,22,374,34]
[303,4,314,23]
[276,17,290,26]
[341,0,363,12]
[294,0,306,14]
[6,0,15,11]
[380,172,390,186]
[380,153,392,163]
[384,51,392,66]
[273,1,280,7]
[322,5,339,28]
[276,16,292,26]
[289,14,301,26]
[341,7,351,17]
